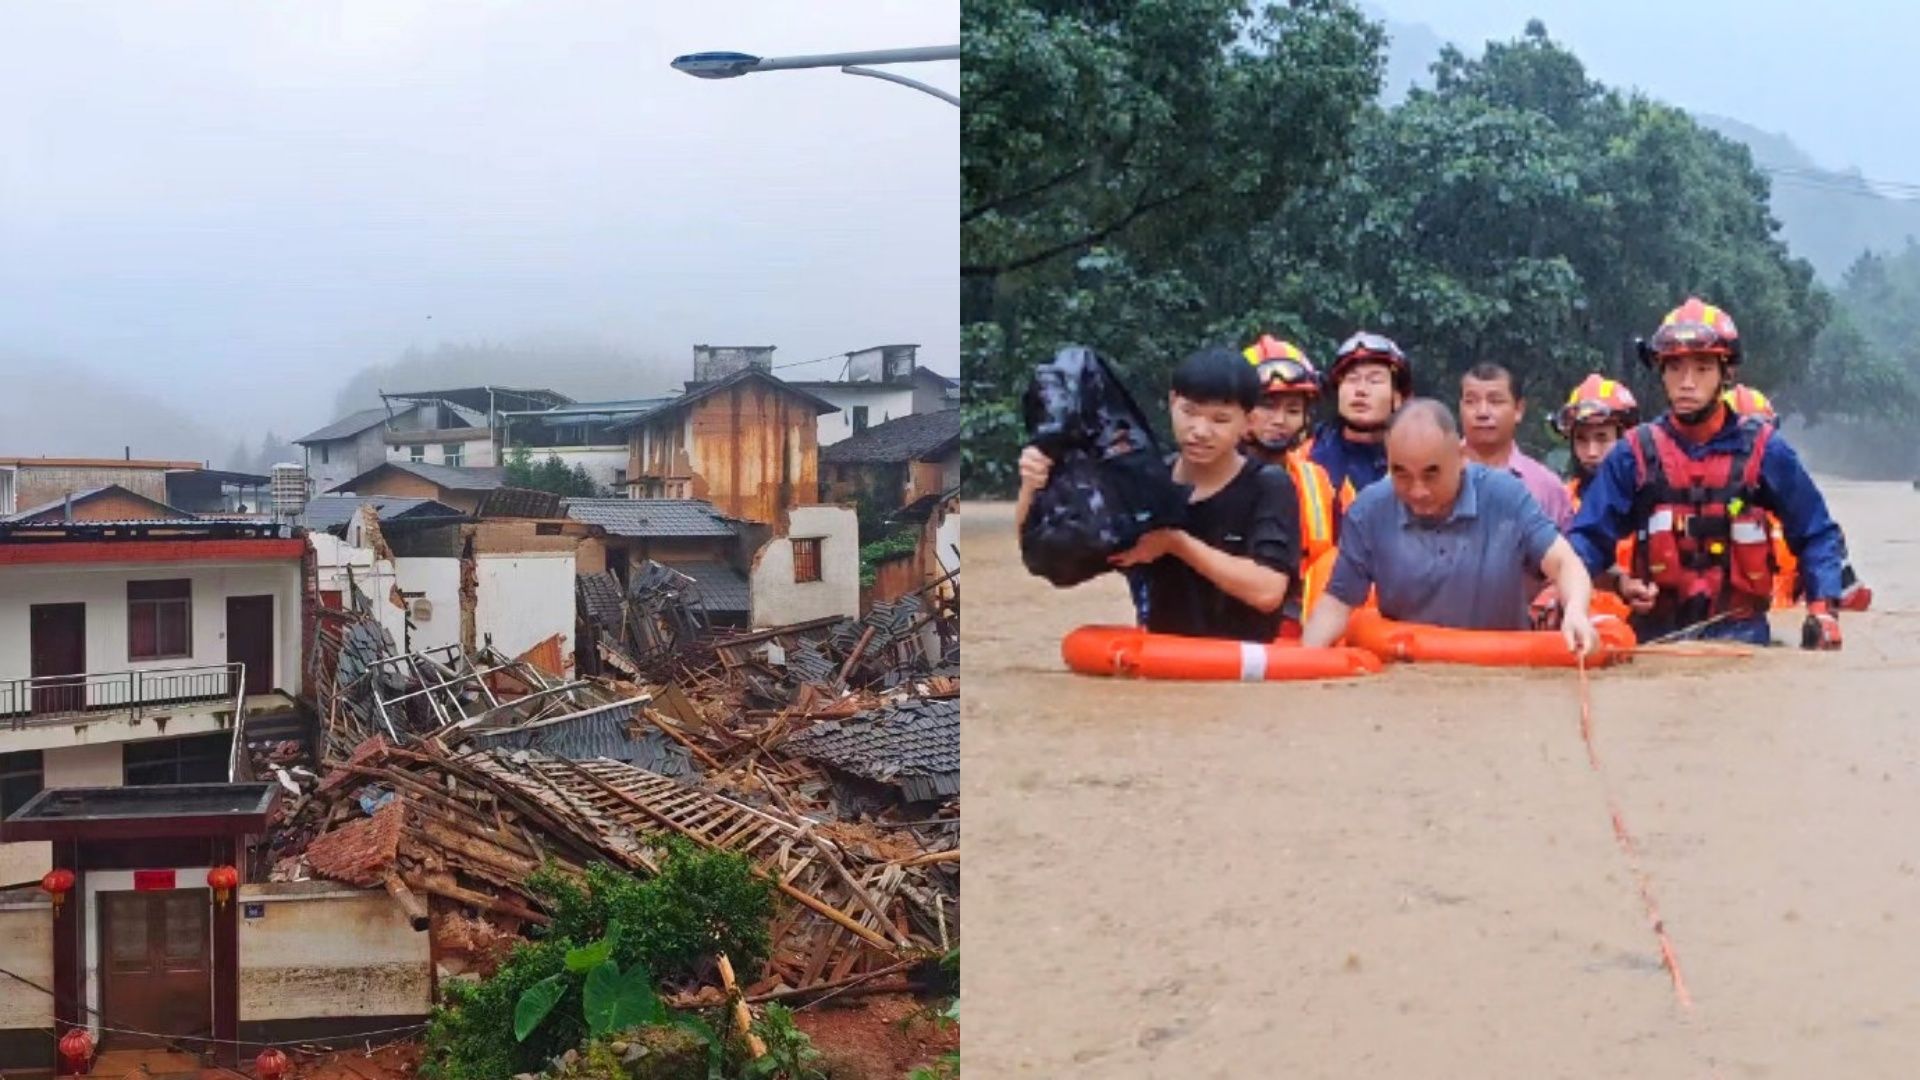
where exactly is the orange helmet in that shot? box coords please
[1637,296,1742,369]
[1243,335,1321,397]
[1722,383,1776,422]
[1552,374,1640,437]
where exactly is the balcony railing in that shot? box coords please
[0,662,245,730]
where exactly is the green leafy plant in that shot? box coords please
[514,922,668,1045]
[908,1051,960,1080]
[859,527,921,586]
[505,446,606,497]
[744,1003,825,1080]
[422,846,777,1080]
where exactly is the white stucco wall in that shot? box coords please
[385,434,495,468]
[475,553,575,660]
[750,506,860,626]
[0,844,50,890]
[392,557,463,653]
[308,425,389,496]
[810,385,916,447]
[311,533,409,648]
[237,882,432,1022]
[0,558,302,713]
[0,894,53,1028]
[506,446,628,494]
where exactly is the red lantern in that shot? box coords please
[255,1047,291,1079]
[207,865,239,907]
[57,1026,93,1073]
[39,869,74,916]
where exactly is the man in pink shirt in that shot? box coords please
[1459,362,1575,530]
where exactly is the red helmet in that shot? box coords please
[1328,331,1412,397]
[1638,296,1742,369]
[1552,374,1640,437]
[1243,335,1321,398]
[1722,383,1776,422]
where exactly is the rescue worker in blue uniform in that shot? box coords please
[1307,331,1412,531]
[1566,297,1847,648]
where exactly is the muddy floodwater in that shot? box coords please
[965,479,1920,1078]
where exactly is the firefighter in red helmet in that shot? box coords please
[1565,298,1849,647]
[1243,335,1338,634]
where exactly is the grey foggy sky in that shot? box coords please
[1379,0,1916,180]
[0,1,957,455]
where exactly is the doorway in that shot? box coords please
[225,596,274,696]
[98,888,213,1048]
[29,603,86,714]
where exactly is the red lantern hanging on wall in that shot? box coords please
[207,865,239,907]
[255,1047,291,1079]
[39,869,74,916]
[57,1026,93,1073]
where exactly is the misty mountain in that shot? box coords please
[1371,10,1447,104]
[0,358,226,465]
[1694,114,1920,281]
[1369,7,1920,283]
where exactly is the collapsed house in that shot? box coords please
[275,562,959,1003]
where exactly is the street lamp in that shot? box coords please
[670,46,959,106]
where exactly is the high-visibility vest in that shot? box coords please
[1286,451,1337,616]
[1771,519,1798,606]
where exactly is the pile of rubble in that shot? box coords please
[278,571,960,996]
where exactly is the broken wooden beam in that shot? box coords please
[382,871,431,932]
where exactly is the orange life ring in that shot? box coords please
[1062,625,1383,681]
[1345,607,1637,668]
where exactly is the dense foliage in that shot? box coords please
[961,4,1875,492]
[507,446,607,497]
[421,844,775,1080]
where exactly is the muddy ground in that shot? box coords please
[965,479,1920,1078]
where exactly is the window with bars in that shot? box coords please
[128,579,192,661]
[792,537,823,583]
[124,732,232,787]
[0,750,43,817]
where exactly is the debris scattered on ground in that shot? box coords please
[279,570,961,997]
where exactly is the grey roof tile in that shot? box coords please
[672,561,751,613]
[820,410,962,465]
[577,571,627,627]
[782,698,958,800]
[301,494,463,531]
[565,498,738,539]
[294,407,391,446]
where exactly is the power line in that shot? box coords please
[1756,164,1920,203]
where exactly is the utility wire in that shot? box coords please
[0,961,427,1053]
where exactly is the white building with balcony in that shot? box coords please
[0,519,307,887]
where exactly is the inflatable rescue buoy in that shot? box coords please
[1062,625,1383,681]
[1345,608,1637,668]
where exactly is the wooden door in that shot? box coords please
[99,889,212,1048]
[29,603,85,714]
[225,595,274,696]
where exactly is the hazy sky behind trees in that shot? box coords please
[0,1,957,461]
[1381,0,1918,183]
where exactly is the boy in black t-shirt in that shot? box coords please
[1016,347,1300,642]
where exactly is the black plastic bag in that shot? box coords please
[1018,346,1190,587]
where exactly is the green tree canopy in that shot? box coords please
[961,7,1852,491]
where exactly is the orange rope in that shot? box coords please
[1577,656,1694,1012]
